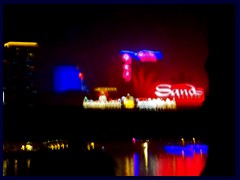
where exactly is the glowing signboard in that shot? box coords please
[155,84,205,106]
[82,83,204,110]
[120,50,163,62]
[54,65,86,93]
[120,50,163,82]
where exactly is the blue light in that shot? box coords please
[120,50,136,59]
[120,50,163,61]
[164,144,208,157]
[54,65,84,93]
[154,51,163,59]
[186,144,208,155]
[164,145,194,157]
[133,153,139,176]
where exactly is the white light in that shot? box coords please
[83,99,122,109]
[136,98,176,111]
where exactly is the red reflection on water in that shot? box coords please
[108,142,207,176]
[188,154,206,175]
[157,153,207,176]
[176,154,186,175]
[157,155,174,175]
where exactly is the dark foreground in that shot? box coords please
[3,104,235,176]
[3,104,208,142]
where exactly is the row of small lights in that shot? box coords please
[132,137,199,146]
[83,97,177,110]
[11,140,97,152]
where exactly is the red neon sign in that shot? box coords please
[122,53,132,82]
[155,84,205,106]
[137,50,157,62]
[78,72,84,80]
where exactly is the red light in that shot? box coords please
[123,64,131,71]
[78,72,84,80]
[123,70,131,77]
[137,51,157,62]
[123,70,131,82]
[122,53,132,64]
[125,76,131,82]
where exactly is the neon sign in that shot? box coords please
[120,50,163,62]
[136,50,157,62]
[54,65,86,93]
[155,84,205,106]
[120,50,163,82]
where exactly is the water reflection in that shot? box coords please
[143,142,148,175]
[133,153,139,176]
[113,142,207,176]
[3,141,207,176]
[3,159,8,176]
[27,159,31,169]
[14,159,17,176]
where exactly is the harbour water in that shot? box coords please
[3,140,208,176]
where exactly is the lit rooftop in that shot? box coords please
[4,41,38,48]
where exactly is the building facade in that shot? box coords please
[3,42,38,106]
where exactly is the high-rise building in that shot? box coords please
[3,41,38,106]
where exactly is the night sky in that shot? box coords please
[4,4,212,103]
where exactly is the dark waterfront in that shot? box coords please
[3,105,209,176]
[2,89,234,176]
[3,104,208,142]
[3,140,208,176]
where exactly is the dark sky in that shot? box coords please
[4,4,224,100]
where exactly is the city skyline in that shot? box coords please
[3,4,236,176]
[4,4,210,103]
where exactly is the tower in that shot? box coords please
[3,41,38,106]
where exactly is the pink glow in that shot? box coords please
[122,53,132,64]
[123,70,131,82]
[137,51,157,62]
[123,64,131,71]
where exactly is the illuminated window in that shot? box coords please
[27,53,34,58]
